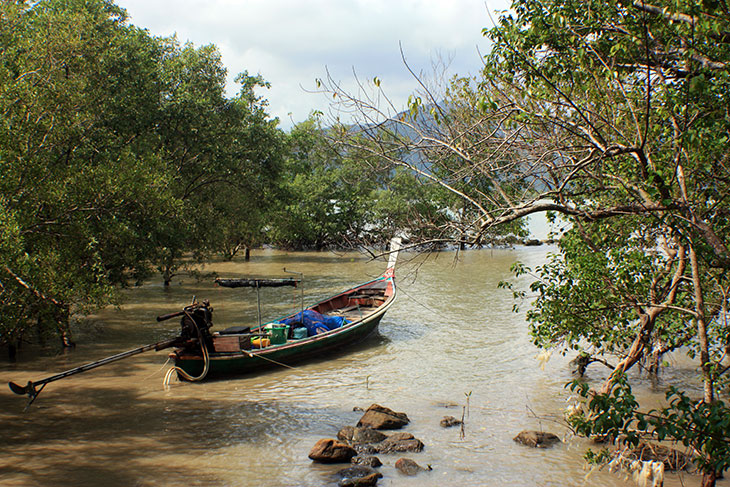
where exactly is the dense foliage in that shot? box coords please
[319,0,730,484]
[482,1,730,483]
[0,0,284,351]
[270,117,452,249]
[1,0,169,349]
[0,0,435,355]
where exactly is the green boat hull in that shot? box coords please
[174,312,385,377]
[172,270,396,379]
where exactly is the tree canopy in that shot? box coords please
[0,0,424,356]
[0,0,283,350]
[269,116,445,250]
[320,0,730,483]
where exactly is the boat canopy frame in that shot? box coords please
[215,277,303,328]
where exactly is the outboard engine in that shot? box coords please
[179,301,213,343]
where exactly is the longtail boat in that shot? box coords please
[165,239,400,381]
[8,239,400,403]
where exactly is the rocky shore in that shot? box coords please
[307,403,567,486]
[308,404,431,486]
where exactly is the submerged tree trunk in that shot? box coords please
[600,310,658,394]
[60,329,74,348]
[56,305,75,349]
[648,347,661,378]
[701,470,718,487]
[36,314,46,347]
[689,244,718,487]
[599,242,687,394]
[162,266,174,287]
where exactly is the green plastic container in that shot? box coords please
[267,324,288,345]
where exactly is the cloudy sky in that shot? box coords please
[115,0,511,129]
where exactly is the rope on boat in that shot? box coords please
[243,349,297,370]
[163,310,211,386]
[397,285,440,315]
[163,366,178,386]
[144,356,172,380]
[163,341,209,386]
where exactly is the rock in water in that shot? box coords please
[309,439,357,463]
[513,430,561,448]
[351,455,383,468]
[339,472,382,487]
[440,416,463,428]
[376,432,424,453]
[337,426,356,443]
[395,458,430,476]
[357,404,410,430]
[339,426,389,445]
[337,466,382,487]
[352,427,389,445]
[354,444,378,455]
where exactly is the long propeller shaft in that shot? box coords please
[8,337,183,398]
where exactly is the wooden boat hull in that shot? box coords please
[171,269,396,378]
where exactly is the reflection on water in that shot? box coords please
[0,248,724,486]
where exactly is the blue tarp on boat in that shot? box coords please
[281,310,346,337]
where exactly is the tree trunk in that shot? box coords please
[60,329,75,348]
[648,339,673,379]
[648,348,661,378]
[55,304,75,349]
[689,245,714,403]
[600,310,658,394]
[162,266,173,287]
[36,314,46,347]
[244,247,251,261]
[690,244,717,486]
[598,241,686,394]
[701,470,717,487]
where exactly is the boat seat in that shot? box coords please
[328,305,360,316]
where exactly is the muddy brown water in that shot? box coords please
[0,248,725,486]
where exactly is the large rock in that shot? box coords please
[309,438,357,463]
[357,404,410,430]
[513,430,561,448]
[337,466,383,487]
[395,457,430,476]
[354,427,389,445]
[339,426,389,445]
[376,432,424,453]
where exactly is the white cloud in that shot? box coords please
[116,0,511,129]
